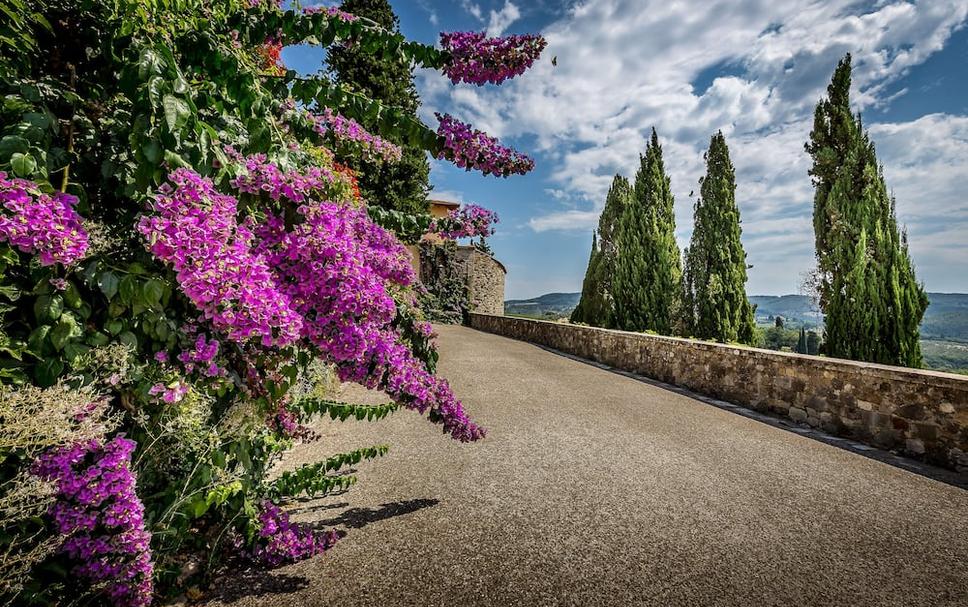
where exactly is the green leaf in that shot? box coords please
[97,271,120,300]
[118,331,138,349]
[0,135,29,161]
[26,325,51,354]
[63,282,82,309]
[147,75,165,107]
[143,279,165,306]
[119,275,139,305]
[162,94,190,132]
[106,319,124,336]
[34,357,64,387]
[33,294,63,323]
[10,152,36,177]
[163,149,189,169]
[49,313,80,351]
[63,342,90,364]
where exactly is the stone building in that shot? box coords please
[410,199,506,316]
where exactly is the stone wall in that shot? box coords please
[469,313,968,475]
[455,248,505,316]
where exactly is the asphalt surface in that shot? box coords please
[209,325,968,607]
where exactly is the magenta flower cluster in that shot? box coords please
[137,169,303,348]
[311,108,402,163]
[177,333,225,378]
[435,113,534,177]
[139,159,486,442]
[303,4,358,22]
[430,204,499,240]
[440,31,547,86]
[247,502,339,566]
[148,381,189,404]
[241,160,483,441]
[33,436,154,607]
[0,172,89,266]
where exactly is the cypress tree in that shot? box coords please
[683,132,756,344]
[612,129,682,334]
[571,175,631,326]
[327,0,431,217]
[796,327,808,354]
[571,233,602,324]
[806,54,928,366]
[806,330,820,355]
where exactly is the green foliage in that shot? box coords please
[292,397,400,423]
[570,233,604,325]
[367,205,432,244]
[0,384,115,602]
[418,241,469,324]
[612,130,682,334]
[326,0,432,217]
[682,132,756,344]
[0,0,462,598]
[268,445,389,499]
[807,54,928,367]
[571,174,631,327]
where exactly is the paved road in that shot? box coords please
[210,325,968,607]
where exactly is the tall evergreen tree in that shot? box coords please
[571,175,631,326]
[571,233,603,324]
[612,129,682,334]
[806,54,927,366]
[683,132,756,344]
[327,0,431,217]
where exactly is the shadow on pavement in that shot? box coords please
[313,498,440,530]
[206,570,311,603]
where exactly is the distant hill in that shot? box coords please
[505,292,581,317]
[505,292,968,342]
[748,295,822,327]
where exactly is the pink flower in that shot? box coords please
[440,31,546,86]
[0,172,89,266]
[430,204,499,239]
[435,114,534,177]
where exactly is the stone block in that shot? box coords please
[789,407,808,423]
[905,438,926,455]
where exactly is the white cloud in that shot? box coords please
[528,209,601,232]
[460,0,483,21]
[417,0,968,293]
[487,1,522,37]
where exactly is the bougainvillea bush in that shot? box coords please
[0,1,543,604]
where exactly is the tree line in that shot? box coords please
[571,54,927,367]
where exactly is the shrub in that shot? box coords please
[0,0,543,603]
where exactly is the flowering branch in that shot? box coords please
[311,108,403,163]
[430,204,499,240]
[441,31,547,86]
[435,114,534,177]
[0,172,89,266]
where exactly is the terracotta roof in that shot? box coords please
[427,199,461,207]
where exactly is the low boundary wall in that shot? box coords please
[469,313,968,475]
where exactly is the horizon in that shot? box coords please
[505,290,968,302]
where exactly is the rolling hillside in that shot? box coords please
[505,292,968,343]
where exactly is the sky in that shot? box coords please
[284,0,968,300]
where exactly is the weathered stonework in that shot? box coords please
[470,313,968,476]
[455,248,505,316]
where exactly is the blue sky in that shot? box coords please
[285,1,968,299]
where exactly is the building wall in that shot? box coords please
[469,313,968,475]
[455,248,505,316]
